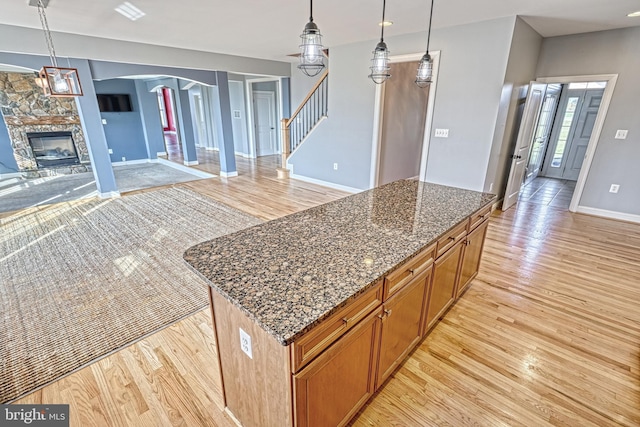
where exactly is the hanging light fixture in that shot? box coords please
[415,0,435,88]
[369,0,391,84]
[298,0,325,77]
[34,0,83,97]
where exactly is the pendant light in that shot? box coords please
[34,0,83,97]
[298,0,325,77]
[369,0,391,84]
[415,0,435,88]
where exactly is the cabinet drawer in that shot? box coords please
[291,281,383,373]
[468,205,492,232]
[436,221,467,258]
[383,244,435,300]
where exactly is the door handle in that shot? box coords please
[511,155,522,159]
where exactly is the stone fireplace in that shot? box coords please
[0,71,91,178]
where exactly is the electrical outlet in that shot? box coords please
[239,328,253,359]
[609,184,620,193]
[434,128,449,138]
[108,149,113,154]
[614,130,628,140]
[101,119,107,125]
[489,183,493,192]
[121,156,126,162]
[333,163,338,170]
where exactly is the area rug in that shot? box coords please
[0,187,261,403]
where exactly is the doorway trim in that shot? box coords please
[536,74,618,212]
[369,51,441,188]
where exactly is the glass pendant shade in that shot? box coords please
[39,66,83,97]
[369,41,391,84]
[415,53,433,88]
[298,21,325,77]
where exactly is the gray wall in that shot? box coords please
[134,80,165,158]
[289,17,517,191]
[485,17,542,197]
[536,26,640,215]
[0,116,18,175]
[378,61,429,185]
[290,57,329,110]
[94,79,148,162]
[0,24,290,77]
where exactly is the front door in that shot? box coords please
[253,91,278,156]
[502,82,547,211]
[542,88,604,180]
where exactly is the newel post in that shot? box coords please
[277,118,291,179]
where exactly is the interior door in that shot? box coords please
[561,89,604,180]
[253,91,277,156]
[524,84,561,184]
[502,82,547,211]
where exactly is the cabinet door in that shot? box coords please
[294,308,382,427]
[457,219,489,298]
[424,241,464,333]
[376,267,431,389]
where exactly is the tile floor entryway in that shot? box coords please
[519,177,576,209]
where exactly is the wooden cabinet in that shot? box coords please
[424,239,464,333]
[293,308,382,427]
[375,266,432,388]
[457,219,489,298]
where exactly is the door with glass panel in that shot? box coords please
[524,84,561,185]
[542,83,605,180]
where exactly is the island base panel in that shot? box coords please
[211,291,293,427]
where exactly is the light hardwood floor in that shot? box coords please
[15,156,640,426]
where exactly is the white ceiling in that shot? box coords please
[1,0,639,61]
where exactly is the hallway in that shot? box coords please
[519,177,576,210]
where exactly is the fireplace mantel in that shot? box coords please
[3,115,81,126]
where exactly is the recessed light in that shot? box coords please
[115,2,145,21]
[379,21,393,27]
[628,11,640,17]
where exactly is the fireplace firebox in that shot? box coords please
[26,131,80,169]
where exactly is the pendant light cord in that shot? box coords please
[426,0,434,54]
[309,0,314,22]
[380,0,387,42]
[37,0,58,67]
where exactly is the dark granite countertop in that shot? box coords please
[183,180,496,346]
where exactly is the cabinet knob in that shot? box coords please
[341,317,350,326]
[384,309,392,317]
[408,268,415,274]
[448,236,456,242]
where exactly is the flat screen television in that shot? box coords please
[97,94,133,112]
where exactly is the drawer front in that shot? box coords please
[468,205,492,232]
[436,221,468,258]
[383,244,435,300]
[291,281,383,373]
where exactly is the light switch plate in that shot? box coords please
[101,119,107,125]
[615,130,628,139]
[239,328,253,359]
[434,128,449,138]
[609,184,620,193]
[108,149,113,154]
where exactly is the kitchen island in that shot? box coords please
[184,179,496,427]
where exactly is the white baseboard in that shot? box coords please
[235,151,253,158]
[220,171,239,178]
[156,158,215,179]
[157,151,167,157]
[290,173,362,194]
[205,147,219,151]
[576,206,640,224]
[0,172,22,180]
[98,191,121,199]
[111,159,150,166]
[183,160,199,166]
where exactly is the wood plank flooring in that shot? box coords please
[13,155,640,426]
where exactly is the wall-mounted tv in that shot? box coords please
[97,94,133,112]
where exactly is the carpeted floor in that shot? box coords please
[0,187,261,403]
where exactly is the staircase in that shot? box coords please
[277,70,329,178]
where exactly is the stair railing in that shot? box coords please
[278,70,329,175]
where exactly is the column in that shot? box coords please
[215,71,237,177]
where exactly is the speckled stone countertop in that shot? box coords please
[184,180,495,346]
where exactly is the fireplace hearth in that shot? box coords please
[27,131,80,169]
